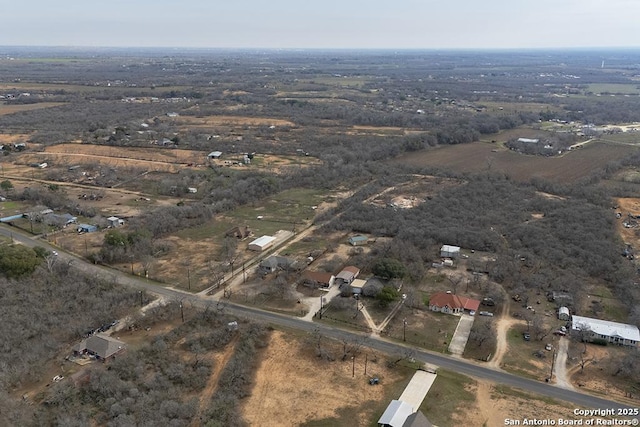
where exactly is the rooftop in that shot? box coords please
[572,315,640,342]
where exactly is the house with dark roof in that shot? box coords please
[302,271,335,288]
[402,411,432,427]
[73,334,126,360]
[429,292,479,315]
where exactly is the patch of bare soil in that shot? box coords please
[368,175,463,209]
[175,115,296,127]
[536,191,567,200]
[0,133,30,143]
[461,380,576,426]
[490,316,524,368]
[242,331,403,427]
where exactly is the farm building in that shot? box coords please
[378,400,414,427]
[207,151,222,159]
[348,235,369,246]
[336,266,360,286]
[558,306,570,321]
[571,315,639,347]
[248,235,276,252]
[78,224,98,233]
[350,278,367,295]
[440,245,460,258]
[302,271,335,288]
[73,334,126,360]
[225,225,252,240]
[517,138,540,143]
[429,292,479,315]
[107,216,124,227]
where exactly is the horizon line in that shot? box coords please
[2,45,640,53]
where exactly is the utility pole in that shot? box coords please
[403,318,407,342]
[364,353,368,376]
[180,302,184,323]
[187,266,191,290]
[352,356,355,378]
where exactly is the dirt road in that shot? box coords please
[553,337,573,389]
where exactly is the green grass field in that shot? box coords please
[586,83,640,95]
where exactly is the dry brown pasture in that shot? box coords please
[0,102,65,115]
[0,133,30,144]
[174,115,296,128]
[394,140,639,182]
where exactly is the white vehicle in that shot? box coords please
[53,375,64,382]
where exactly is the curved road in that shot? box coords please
[1,224,636,412]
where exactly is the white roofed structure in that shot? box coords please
[571,315,639,347]
[440,245,460,258]
[378,400,414,427]
[248,235,276,251]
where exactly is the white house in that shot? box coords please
[571,315,640,347]
[440,245,460,258]
[248,235,276,252]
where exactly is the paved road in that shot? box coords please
[1,224,636,412]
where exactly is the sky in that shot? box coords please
[1,0,639,50]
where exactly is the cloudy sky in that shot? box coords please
[1,0,639,49]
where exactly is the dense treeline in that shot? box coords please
[324,173,638,317]
[0,264,141,393]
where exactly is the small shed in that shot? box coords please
[348,235,368,246]
[78,224,98,233]
[440,245,460,258]
[208,151,222,159]
[107,216,124,227]
[558,306,570,321]
[248,235,276,252]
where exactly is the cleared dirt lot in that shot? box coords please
[394,140,639,182]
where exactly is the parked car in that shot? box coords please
[523,332,531,341]
[479,311,494,317]
[53,375,64,382]
[469,310,476,316]
[545,343,553,351]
